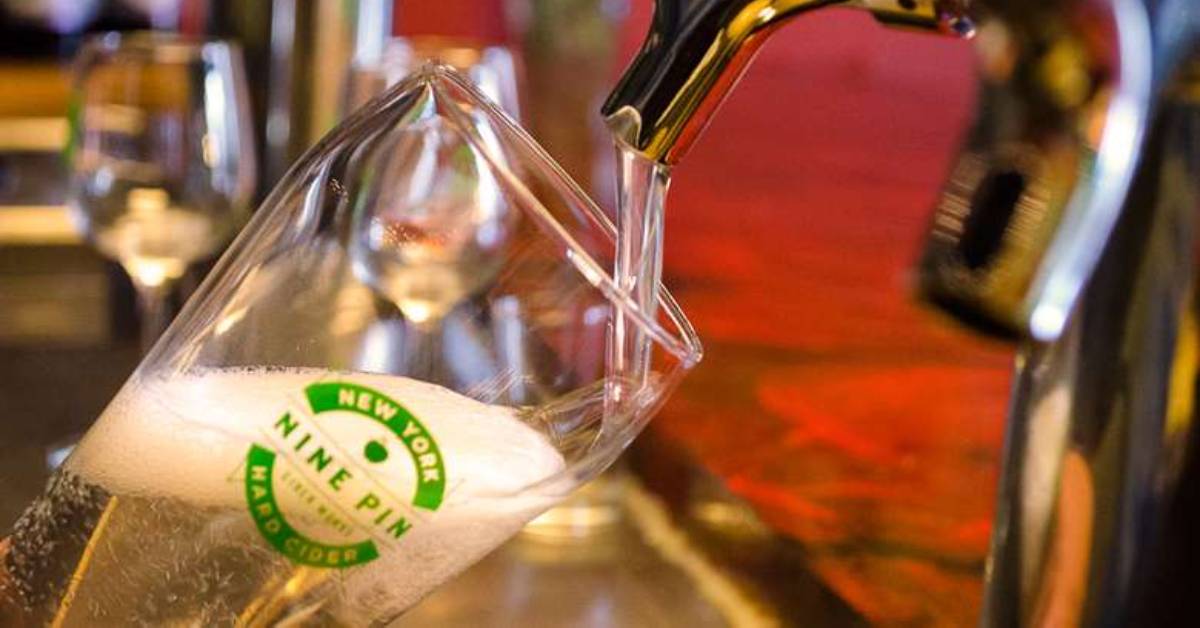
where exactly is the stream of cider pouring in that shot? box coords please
[610,142,672,388]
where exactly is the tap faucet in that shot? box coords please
[602,0,973,165]
[605,0,1200,624]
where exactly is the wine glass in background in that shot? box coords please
[344,39,522,376]
[68,31,256,353]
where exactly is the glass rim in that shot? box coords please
[77,30,239,63]
[424,64,703,368]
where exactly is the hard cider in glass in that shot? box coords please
[0,65,700,626]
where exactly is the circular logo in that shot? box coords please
[243,381,446,568]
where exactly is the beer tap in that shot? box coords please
[605,0,1200,624]
[602,0,974,165]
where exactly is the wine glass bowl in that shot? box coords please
[342,39,524,376]
[348,94,516,329]
[68,32,256,346]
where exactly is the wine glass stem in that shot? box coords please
[407,321,438,376]
[133,279,174,355]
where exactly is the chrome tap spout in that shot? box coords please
[601,0,971,164]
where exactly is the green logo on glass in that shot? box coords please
[243,381,446,568]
